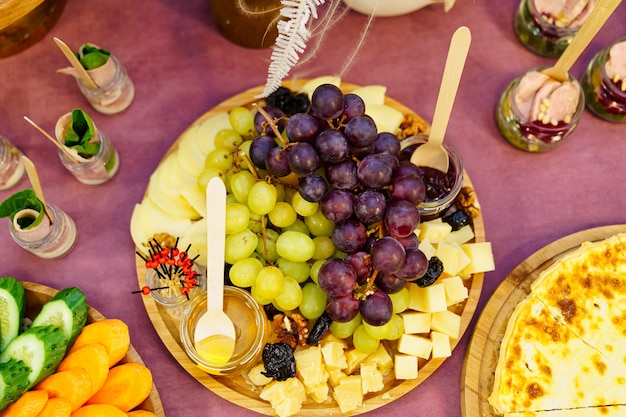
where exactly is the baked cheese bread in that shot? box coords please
[489,233,626,416]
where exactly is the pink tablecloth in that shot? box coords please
[1,1,625,416]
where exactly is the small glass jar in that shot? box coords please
[400,135,464,220]
[180,286,270,375]
[145,266,206,308]
[57,129,120,185]
[9,203,77,259]
[581,37,626,123]
[513,0,581,57]
[496,67,585,152]
[0,136,25,190]
[76,55,135,115]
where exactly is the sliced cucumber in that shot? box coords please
[31,287,88,346]
[0,324,67,389]
[0,358,31,410]
[0,277,26,352]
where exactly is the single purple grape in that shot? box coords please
[331,218,368,253]
[395,248,429,280]
[391,175,426,205]
[310,84,344,119]
[374,273,407,294]
[360,290,393,326]
[298,173,328,202]
[265,146,291,177]
[345,116,378,148]
[372,132,401,156]
[342,93,366,121]
[396,233,419,250]
[314,129,349,163]
[357,152,396,189]
[384,200,420,238]
[287,142,320,176]
[318,258,357,298]
[370,236,406,274]
[326,294,360,323]
[250,135,278,169]
[344,251,373,285]
[395,161,422,179]
[325,159,358,190]
[321,189,354,222]
[285,113,320,143]
[353,190,387,225]
[254,106,285,136]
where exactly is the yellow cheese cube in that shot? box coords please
[417,236,436,260]
[327,367,348,388]
[259,378,307,417]
[459,242,495,275]
[394,354,418,380]
[360,362,384,394]
[247,363,273,386]
[332,375,363,414]
[345,348,369,375]
[306,382,329,403]
[364,344,394,375]
[401,311,431,334]
[418,220,452,243]
[431,310,461,339]
[442,276,469,306]
[443,225,475,245]
[320,333,350,349]
[436,241,471,276]
[397,333,433,359]
[294,345,328,388]
[321,341,348,370]
[408,282,447,313]
[431,331,452,359]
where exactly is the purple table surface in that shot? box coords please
[1,1,625,416]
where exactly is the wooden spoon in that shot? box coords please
[23,116,80,164]
[21,156,54,224]
[193,177,235,364]
[53,37,99,89]
[410,26,471,173]
[541,0,622,82]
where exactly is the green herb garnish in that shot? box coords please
[0,189,44,229]
[64,109,101,159]
[76,44,111,70]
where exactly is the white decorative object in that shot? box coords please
[343,0,456,17]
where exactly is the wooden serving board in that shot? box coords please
[460,224,626,417]
[21,280,165,417]
[135,81,487,415]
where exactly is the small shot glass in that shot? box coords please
[496,67,585,152]
[145,266,206,309]
[581,37,626,123]
[0,135,25,190]
[77,55,135,115]
[9,203,77,259]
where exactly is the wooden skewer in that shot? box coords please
[23,116,80,164]
[53,37,99,89]
[21,156,54,224]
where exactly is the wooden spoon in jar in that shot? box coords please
[541,0,622,82]
[410,26,471,173]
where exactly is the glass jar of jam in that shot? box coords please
[581,37,626,123]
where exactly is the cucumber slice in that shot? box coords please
[0,324,67,389]
[0,358,31,410]
[31,287,88,346]
[0,277,26,351]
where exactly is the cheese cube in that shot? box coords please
[259,378,307,417]
[431,331,452,359]
[307,382,329,403]
[394,354,418,380]
[364,344,394,375]
[418,220,452,243]
[332,375,363,414]
[327,367,348,388]
[442,276,469,306]
[408,282,447,313]
[321,341,348,370]
[417,236,436,260]
[443,224,474,245]
[345,348,369,375]
[294,346,328,387]
[401,311,431,334]
[459,242,495,275]
[360,362,384,394]
[431,310,462,339]
[321,333,350,349]
[436,241,471,276]
[397,333,433,359]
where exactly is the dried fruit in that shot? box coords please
[307,312,332,346]
[261,342,296,381]
[442,209,472,231]
[415,256,443,287]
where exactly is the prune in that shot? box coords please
[261,342,296,381]
[415,256,443,287]
[265,87,311,116]
[442,209,472,231]
[264,303,282,320]
[307,312,332,345]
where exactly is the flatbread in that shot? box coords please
[489,233,626,416]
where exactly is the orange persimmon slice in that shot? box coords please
[57,343,109,397]
[35,368,92,411]
[85,363,152,412]
[34,397,71,417]
[0,390,48,417]
[70,404,127,417]
[67,319,129,368]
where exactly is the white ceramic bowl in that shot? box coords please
[343,0,456,17]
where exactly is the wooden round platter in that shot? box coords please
[134,81,487,415]
[21,280,165,416]
[460,224,626,417]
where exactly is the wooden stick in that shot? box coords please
[23,116,80,163]
[21,156,54,224]
[53,37,99,89]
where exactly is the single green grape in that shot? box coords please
[229,170,257,204]
[276,257,310,284]
[283,218,310,235]
[256,228,279,263]
[330,313,362,339]
[312,236,335,260]
[204,148,234,172]
[299,282,328,320]
[224,229,258,264]
[229,106,256,137]
[255,266,285,300]
[225,203,251,235]
[251,284,274,305]
[362,320,393,340]
[352,324,380,354]
[275,230,315,262]
[304,208,335,237]
[248,181,277,215]
[292,191,319,217]
[268,201,297,228]
[385,314,404,341]
[388,286,410,314]
[197,168,222,192]
[214,128,243,152]
[273,276,303,311]
[309,259,326,285]
[229,257,263,288]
